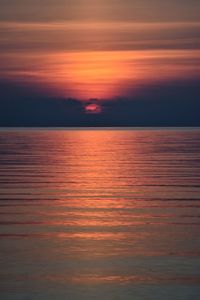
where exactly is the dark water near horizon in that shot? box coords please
[0,129,200,300]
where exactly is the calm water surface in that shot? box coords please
[0,129,200,300]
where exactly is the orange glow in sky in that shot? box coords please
[1,48,199,100]
[57,51,133,99]
[0,1,200,100]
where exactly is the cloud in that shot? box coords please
[0,21,199,52]
[0,78,199,127]
[0,0,199,22]
[0,47,199,100]
[0,1,199,105]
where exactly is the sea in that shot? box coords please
[0,128,200,300]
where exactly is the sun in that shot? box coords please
[84,103,102,114]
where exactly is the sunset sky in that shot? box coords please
[0,0,200,101]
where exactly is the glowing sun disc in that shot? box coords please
[85,103,102,114]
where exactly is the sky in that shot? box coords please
[0,0,200,126]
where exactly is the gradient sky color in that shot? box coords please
[0,0,200,99]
